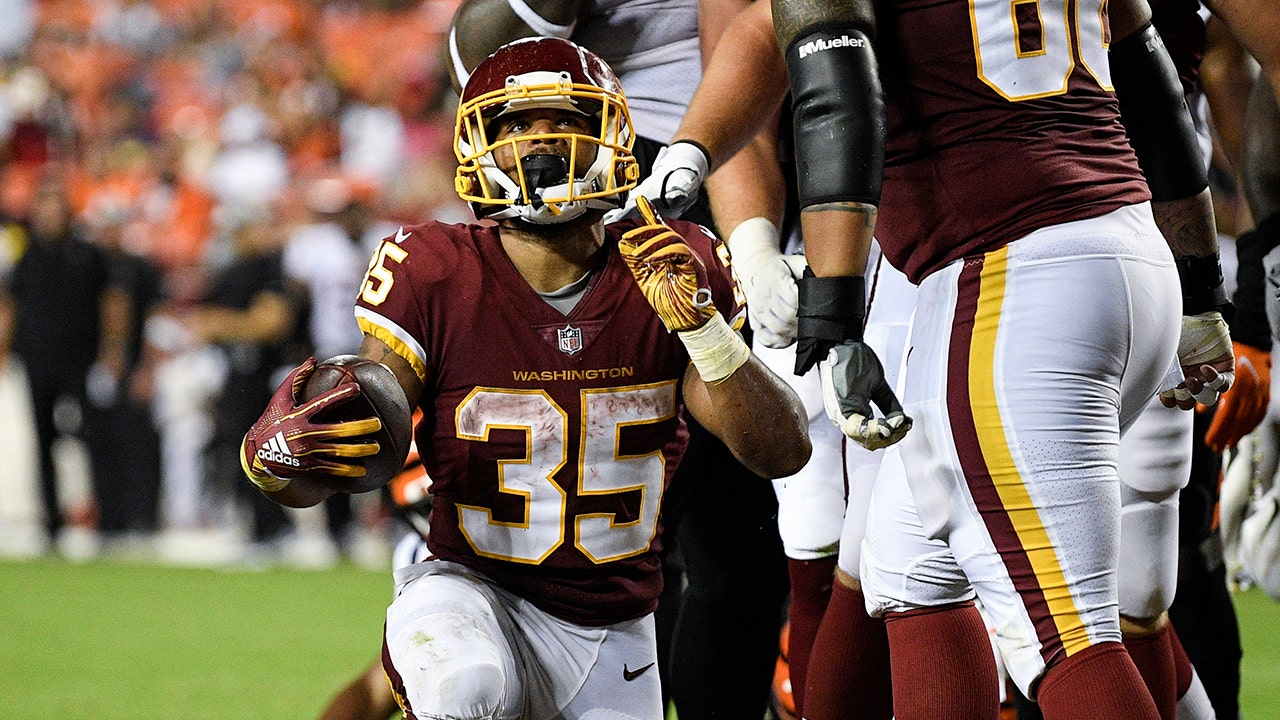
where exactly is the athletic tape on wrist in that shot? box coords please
[678,312,752,384]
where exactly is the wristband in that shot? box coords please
[1177,253,1231,317]
[796,271,865,343]
[678,312,752,384]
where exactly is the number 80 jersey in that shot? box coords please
[874,0,1152,283]
[354,219,743,627]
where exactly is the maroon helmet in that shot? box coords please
[454,37,638,224]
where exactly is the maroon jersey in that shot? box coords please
[875,0,1151,283]
[355,219,743,626]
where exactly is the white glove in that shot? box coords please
[1220,432,1257,589]
[819,341,912,450]
[1158,311,1235,409]
[727,217,807,349]
[606,140,710,223]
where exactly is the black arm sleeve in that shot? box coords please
[784,27,884,209]
[1109,22,1209,202]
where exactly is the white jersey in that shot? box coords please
[282,222,371,360]
[571,0,700,144]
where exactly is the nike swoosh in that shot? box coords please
[394,226,410,244]
[623,662,655,682]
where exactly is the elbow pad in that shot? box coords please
[784,27,885,208]
[1109,22,1208,201]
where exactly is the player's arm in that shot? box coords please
[1109,0,1235,410]
[623,0,790,219]
[607,0,803,349]
[681,347,811,478]
[767,0,911,448]
[1204,0,1280,100]
[618,198,811,478]
[447,0,584,92]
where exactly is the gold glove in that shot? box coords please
[619,196,716,332]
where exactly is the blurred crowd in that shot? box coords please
[0,0,472,567]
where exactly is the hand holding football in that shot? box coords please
[300,355,413,493]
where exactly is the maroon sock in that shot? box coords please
[801,581,892,720]
[1168,625,1194,698]
[1124,623,1178,720]
[1037,642,1161,720]
[786,556,837,714]
[883,602,1000,720]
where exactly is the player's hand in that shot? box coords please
[727,217,806,349]
[820,341,912,449]
[240,358,383,492]
[1218,431,1256,589]
[1159,311,1235,410]
[619,195,716,332]
[1202,341,1272,452]
[605,140,710,223]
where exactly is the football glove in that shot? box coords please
[727,217,807,349]
[1202,341,1271,453]
[1219,431,1258,590]
[240,358,383,493]
[1159,311,1235,410]
[606,140,710,223]
[820,341,912,450]
[619,195,716,332]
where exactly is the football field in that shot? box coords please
[2,557,1277,718]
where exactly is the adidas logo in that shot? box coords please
[257,430,301,467]
[797,34,868,58]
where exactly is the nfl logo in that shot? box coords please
[557,324,583,355]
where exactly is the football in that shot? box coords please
[300,355,413,493]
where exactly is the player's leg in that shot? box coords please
[756,341,845,715]
[800,254,918,719]
[1170,409,1243,720]
[859,445,998,720]
[556,614,664,720]
[1115,398,1215,720]
[892,211,1179,720]
[383,562,524,720]
[667,420,789,720]
[318,531,429,720]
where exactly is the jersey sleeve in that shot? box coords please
[352,226,436,384]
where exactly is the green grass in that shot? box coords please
[1235,585,1280,717]
[1,558,1278,719]
[0,558,391,719]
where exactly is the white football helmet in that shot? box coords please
[454,37,639,224]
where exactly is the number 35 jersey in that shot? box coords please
[354,219,743,626]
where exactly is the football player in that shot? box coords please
[448,2,797,717]
[241,37,810,720]
[771,0,1234,715]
